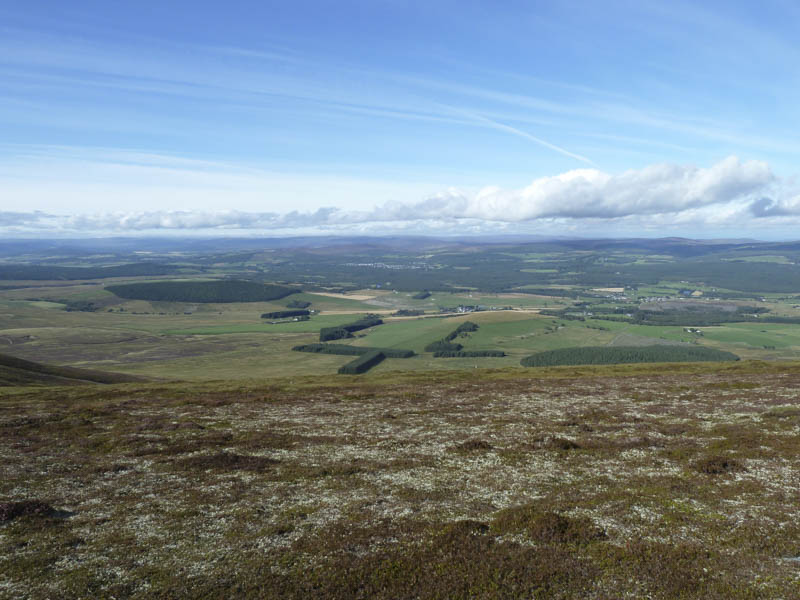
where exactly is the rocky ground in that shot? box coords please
[2,362,800,598]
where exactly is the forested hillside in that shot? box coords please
[0,263,182,281]
[521,345,739,367]
[107,280,298,303]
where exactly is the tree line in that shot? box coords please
[107,280,298,303]
[433,350,505,358]
[0,263,183,281]
[261,310,310,319]
[319,315,383,342]
[520,345,739,367]
[337,350,386,374]
[292,343,414,358]
[424,321,505,358]
[424,321,479,353]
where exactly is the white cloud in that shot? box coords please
[0,156,794,237]
[750,194,800,218]
[369,156,773,221]
[0,211,51,226]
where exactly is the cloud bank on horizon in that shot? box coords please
[3,156,799,238]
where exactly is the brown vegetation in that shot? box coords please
[3,362,800,597]
[0,500,55,522]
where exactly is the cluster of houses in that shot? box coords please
[438,304,514,314]
[343,261,431,270]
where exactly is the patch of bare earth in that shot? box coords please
[2,366,800,598]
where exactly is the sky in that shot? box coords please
[1,0,799,239]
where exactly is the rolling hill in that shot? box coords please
[0,353,145,386]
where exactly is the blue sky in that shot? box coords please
[1,0,799,238]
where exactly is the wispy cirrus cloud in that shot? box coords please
[445,108,596,166]
[3,16,798,174]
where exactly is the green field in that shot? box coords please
[4,286,800,379]
[428,292,565,309]
[352,315,469,352]
[164,313,372,335]
[722,255,794,264]
[298,292,382,311]
[3,235,800,380]
[110,332,357,379]
[702,322,800,357]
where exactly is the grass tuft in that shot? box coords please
[0,499,55,522]
[693,455,746,475]
[491,504,606,544]
[453,438,494,452]
[174,451,280,472]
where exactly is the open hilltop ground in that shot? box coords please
[3,362,800,598]
[3,237,800,597]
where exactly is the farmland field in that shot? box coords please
[2,235,800,378]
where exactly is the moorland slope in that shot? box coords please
[2,360,800,598]
[0,353,144,386]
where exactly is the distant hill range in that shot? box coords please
[1,235,794,257]
[0,353,143,386]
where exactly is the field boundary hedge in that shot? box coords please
[338,350,385,374]
[425,321,479,352]
[261,310,310,319]
[433,350,506,358]
[319,315,383,342]
[425,340,463,352]
[292,343,413,358]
